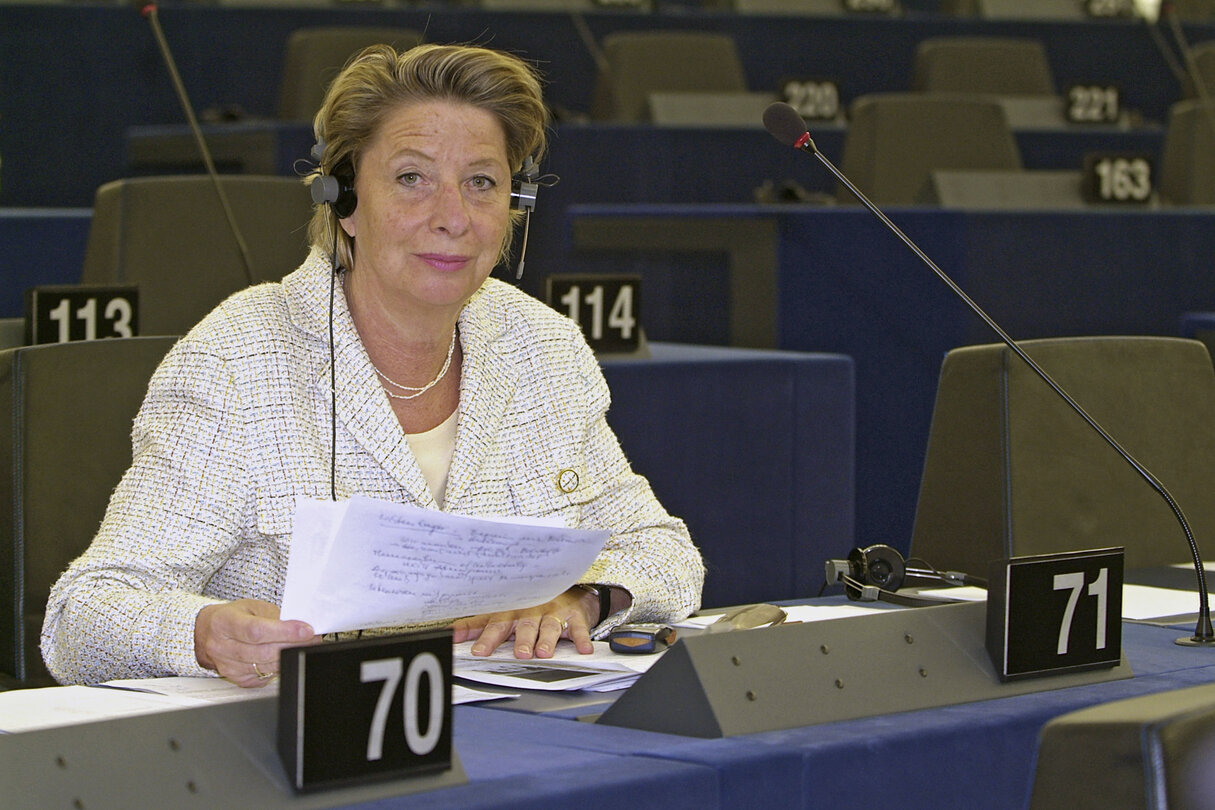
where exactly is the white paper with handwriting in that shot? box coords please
[279,495,609,634]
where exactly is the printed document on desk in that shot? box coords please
[280,496,609,634]
[453,640,658,692]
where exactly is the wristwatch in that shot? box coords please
[576,583,613,626]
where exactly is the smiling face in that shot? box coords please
[340,99,512,321]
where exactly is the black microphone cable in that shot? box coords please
[138,0,255,287]
[764,101,1214,647]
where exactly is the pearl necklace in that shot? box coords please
[372,329,457,401]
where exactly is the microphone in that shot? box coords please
[136,0,255,287]
[763,101,1215,647]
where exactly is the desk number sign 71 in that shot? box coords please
[986,548,1124,681]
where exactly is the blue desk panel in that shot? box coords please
[0,209,92,319]
[601,343,856,607]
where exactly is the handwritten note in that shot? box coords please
[280,495,609,634]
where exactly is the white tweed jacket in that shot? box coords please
[41,248,704,685]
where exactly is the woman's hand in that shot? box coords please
[194,599,319,687]
[451,586,600,658]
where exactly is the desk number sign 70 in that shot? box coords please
[276,630,453,793]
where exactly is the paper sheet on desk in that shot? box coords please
[917,583,1203,621]
[280,496,609,634]
[453,640,657,692]
[0,676,510,733]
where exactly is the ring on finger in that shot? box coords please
[252,661,274,680]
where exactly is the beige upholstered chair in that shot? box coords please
[836,93,1023,205]
[912,37,1056,97]
[1159,100,1215,206]
[910,336,1215,576]
[276,26,423,122]
[0,337,179,688]
[81,175,313,336]
[590,31,749,123]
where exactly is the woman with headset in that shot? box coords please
[42,43,703,687]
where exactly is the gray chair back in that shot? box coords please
[912,37,1056,97]
[81,175,313,336]
[1160,100,1215,205]
[590,31,748,122]
[1169,0,1215,20]
[939,0,1085,18]
[837,93,1022,205]
[276,26,424,122]
[0,337,178,687]
[910,336,1215,577]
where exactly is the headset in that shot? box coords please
[824,543,987,608]
[309,140,358,220]
[308,138,547,278]
[308,140,543,215]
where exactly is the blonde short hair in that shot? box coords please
[305,43,549,271]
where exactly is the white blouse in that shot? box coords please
[405,408,459,508]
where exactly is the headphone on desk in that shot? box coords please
[825,544,987,608]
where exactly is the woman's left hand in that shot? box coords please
[451,586,598,658]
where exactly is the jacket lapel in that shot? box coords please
[331,328,433,505]
[445,286,520,511]
[287,252,432,505]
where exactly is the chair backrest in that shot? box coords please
[1180,311,1215,366]
[836,93,1022,205]
[1030,683,1215,810]
[939,0,1085,18]
[80,175,313,337]
[590,31,748,122]
[1182,39,1215,100]
[476,0,608,8]
[1159,100,1215,205]
[0,337,179,687]
[727,0,850,13]
[1169,0,1215,20]
[909,336,1215,578]
[912,37,1056,96]
[276,26,424,122]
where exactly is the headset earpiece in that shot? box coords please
[508,155,542,279]
[309,139,357,219]
[848,544,907,591]
[510,155,540,213]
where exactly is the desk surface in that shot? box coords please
[3,616,1213,809]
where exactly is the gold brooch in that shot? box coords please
[556,468,579,494]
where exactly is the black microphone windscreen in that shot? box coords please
[763,102,809,147]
